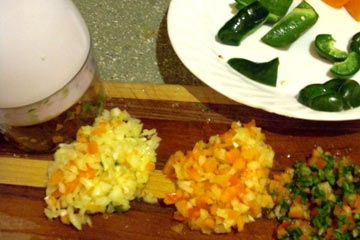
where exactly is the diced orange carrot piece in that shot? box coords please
[146,163,155,171]
[203,158,217,173]
[228,209,239,220]
[88,141,98,154]
[65,178,79,193]
[173,212,185,221]
[188,207,200,219]
[317,158,327,169]
[322,0,350,8]
[226,148,241,163]
[51,189,62,199]
[79,165,96,179]
[229,175,238,186]
[345,0,360,21]
[50,170,63,185]
[91,122,108,136]
[203,217,215,229]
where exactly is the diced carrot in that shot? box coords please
[226,148,241,164]
[281,220,291,228]
[321,0,350,8]
[244,119,256,128]
[187,167,200,181]
[88,141,98,154]
[91,123,108,136]
[188,207,201,219]
[50,170,63,185]
[203,217,215,229]
[173,212,185,221]
[273,174,283,182]
[164,191,183,205]
[228,209,239,220]
[219,129,235,144]
[233,158,246,170]
[345,0,360,21]
[210,204,218,215]
[146,163,155,171]
[317,158,327,169]
[229,175,238,186]
[51,189,62,199]
[203,158,217,173]
[79,165,96,179]
[196,195,208,209]
[65,178,79,193]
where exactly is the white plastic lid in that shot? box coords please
[0,0,90,108]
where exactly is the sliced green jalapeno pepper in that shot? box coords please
[261,1,319,48]
[330,52,360,77]
[315,34,348,62]
[297,78,360,112]
[235,0,293,24]
[228,57,279,86]
[218,1,269,46]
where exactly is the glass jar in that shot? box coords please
[0,0,103,153]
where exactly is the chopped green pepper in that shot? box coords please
[350,32,360,55]
[261,1,319,48]
[235,0,293,24]
[315,34,348,62]
[330,52,360,77]
[217,1,269,46]
[298,78,360,112]
[228,57,279,86]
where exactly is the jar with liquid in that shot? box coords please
[0,0,103,152]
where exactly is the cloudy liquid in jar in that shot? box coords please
[0,0,103,152]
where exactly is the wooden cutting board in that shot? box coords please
[2,82,360,240]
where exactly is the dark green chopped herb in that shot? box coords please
[28,108,35,113]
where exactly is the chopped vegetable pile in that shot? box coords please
[44,108,161,230]
[163,121,275,234]
[268,147,360,240]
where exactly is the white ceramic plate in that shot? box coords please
[167,0,360,121]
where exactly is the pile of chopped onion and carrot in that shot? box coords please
[163,121,275,234]
[322,0,360,21]
[44,108,160,230]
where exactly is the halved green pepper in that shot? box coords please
[349,32,360,55]
[217,1,269,46]
[297,78,360,112]
[330,52,360,77]
[261,1,319,48]
[235,0,293,24]
[228,57,279,86]
[315,34,348,62]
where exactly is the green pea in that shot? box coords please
[310,93,344,112]
[350,32,360,55]
[297,84,328,106]
[339,80,360,109]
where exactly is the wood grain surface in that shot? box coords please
[2,83,360,240]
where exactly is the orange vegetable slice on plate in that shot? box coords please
[321,0,350,8]
[344,0,360,21]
